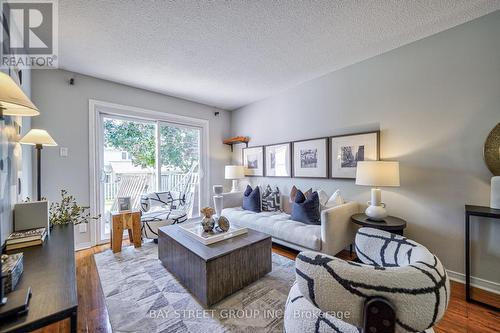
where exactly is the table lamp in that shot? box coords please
[225,165,244,193]
[356,161,400,221]
[19,129,58,201]
[0,72,37,320]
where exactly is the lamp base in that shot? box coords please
[0,287,32,320]
[365,205,388,222]
[230,179,239,193]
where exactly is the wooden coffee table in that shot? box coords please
[158,224,272,307]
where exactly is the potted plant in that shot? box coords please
[49,189,100,226]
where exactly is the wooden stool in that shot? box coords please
[111,211,142,253]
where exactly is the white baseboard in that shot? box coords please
[75,241,92,251]
[447,269,500,295]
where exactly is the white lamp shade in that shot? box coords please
[225,165,244,179]
[356,161,400,187]
[20,129,58,146]
[0,72,39,116]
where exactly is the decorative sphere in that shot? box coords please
[217,216,230,232]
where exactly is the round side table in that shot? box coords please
[351,213,407,236]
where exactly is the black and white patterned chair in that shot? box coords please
[140,164,199,240]
[284,227,449,333]
[140,191,190,240]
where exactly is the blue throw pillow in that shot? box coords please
[242,185,261,212]
[291,190,320,224]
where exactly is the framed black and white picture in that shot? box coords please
[242,146,264,176]
[264,143,291,177]
[330,131,379,179]
[118,196,131,211]
[292,138,328,178]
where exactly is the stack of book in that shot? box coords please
[6,227,47,251]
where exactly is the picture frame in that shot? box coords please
[118,196,131,211]
[242,146,264,177]
[292,138,328,178]
[264,143,291,177]
[330,131,380,179]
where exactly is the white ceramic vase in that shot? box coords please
[365,204,388,221]
[213,195,223,217]
[365,188,388,221]
[491,176,500,209]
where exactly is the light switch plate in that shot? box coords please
[60,147,68,157]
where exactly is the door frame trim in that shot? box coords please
[89,99,210,246]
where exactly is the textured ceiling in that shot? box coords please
[58,1,500,110]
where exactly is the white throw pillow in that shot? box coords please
[318,189,344,210]
[317,190,329,207]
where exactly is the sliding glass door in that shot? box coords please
[100,115,157,239]
[158,122,201,218]
[95,111,204,243]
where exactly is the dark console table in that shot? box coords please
[464,205,500,311]
[0,224,78,332]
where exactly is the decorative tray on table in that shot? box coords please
[179,222,248,245]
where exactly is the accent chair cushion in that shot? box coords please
[291,190,320,225]
[141,209,188,239]
[140,191,171,212]
[242,185,261,212]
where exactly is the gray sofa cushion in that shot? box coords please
[222,207,321,251]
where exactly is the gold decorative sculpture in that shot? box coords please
[200,207,215,232]
[484,123,500,175]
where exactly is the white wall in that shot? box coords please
[231,11,500,285]
[31,69,232,248]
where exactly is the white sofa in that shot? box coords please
[221,192,360,256]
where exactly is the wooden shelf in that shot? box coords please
[223,136,249,151]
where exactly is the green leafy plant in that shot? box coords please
[49,190,100,225]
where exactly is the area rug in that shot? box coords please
[94,241,296,333]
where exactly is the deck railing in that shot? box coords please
[104,173,189,201]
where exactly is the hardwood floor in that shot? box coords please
[36,242,499,333]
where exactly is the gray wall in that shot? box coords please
[31,69,232,247]
[231,11,500,283]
